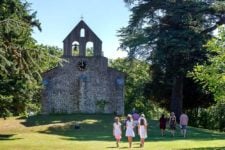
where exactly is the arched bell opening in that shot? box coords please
[72,41,79,56]
[86,41,94,56]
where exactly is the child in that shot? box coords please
[138,118,147,148]
[113,117,122,148]
[125,114,135,148]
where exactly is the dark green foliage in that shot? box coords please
[110,58,166,118]
[110,58,150,114]
[0,0,62,118]
[190,27,225,102]
[119,0,225,118]
[144,76,214,110]
[35,44,63,72]
[188,27,225,131]
[189,102,225,132]
[0,0,41,117]
[182,78,214,109]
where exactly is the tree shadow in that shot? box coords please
[21,114,116,141]
[20,114,90,127]
[0,134,22,140]
[148,120,225,142]
[20,114,225,143]
[106,146,129,149]
[180,147,225,150]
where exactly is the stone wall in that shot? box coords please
[42,56,124,115]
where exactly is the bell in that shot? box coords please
[73,43,78,51]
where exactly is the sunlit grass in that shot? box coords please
[0,114,225,150]
[82,119,99,124]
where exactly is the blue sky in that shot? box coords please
[27,0,130,59]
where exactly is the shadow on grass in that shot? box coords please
[106,146,130,149]
[148,120,225,142]
[20,114,225,142]
[180,147,225,150]
[21,114,116,141]
[0,134,22,140]
[20,114,87,127]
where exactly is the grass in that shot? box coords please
[0,114,225,150]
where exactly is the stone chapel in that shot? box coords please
[41,20,125,115]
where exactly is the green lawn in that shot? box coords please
[0,114,225,150]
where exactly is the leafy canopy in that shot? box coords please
[190,27,225,102]
[119,0,225,115]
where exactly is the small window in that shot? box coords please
[80,28,85,37]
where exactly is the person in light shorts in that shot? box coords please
[179,112,189,138]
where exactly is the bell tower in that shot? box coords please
[42,20,125,115]
[63,20,102,57]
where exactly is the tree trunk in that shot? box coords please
[170,75,183,121]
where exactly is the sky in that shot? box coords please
[27,0,130,59]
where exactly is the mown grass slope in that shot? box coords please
[0,114,225,150]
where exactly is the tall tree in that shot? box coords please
[0,0,62,117]
[0,0,41,116]
[119,0,225,118]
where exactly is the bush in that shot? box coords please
[189,102,225,131]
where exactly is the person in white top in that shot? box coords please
[125,114,135,148]
[138,113,147,126]
[113,117,122,147]
[138,113,148,147]
[138,117,148,148]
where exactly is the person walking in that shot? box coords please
[179,112,189,138]
[138,117,147,148]
[138,113,147,125]
[132,111,140,134]
[169,112,176,137]
[159,114,167,136]
[125,114,135,148]
[113,117,122,147]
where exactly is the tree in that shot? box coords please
[0,0,62,117]
[119,0,225,118]
[110,58,153,115]
[144,75,214,111]
[35,44,63,72]
[190,27,225,102]
[189,26,225,130]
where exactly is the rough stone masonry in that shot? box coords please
[42,20,125,115]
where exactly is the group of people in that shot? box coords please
[159,112,189,138]
[113,111,189,148]
[113,112,148,148]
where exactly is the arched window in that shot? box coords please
[80,28,85,37]
[72,41,79,56]
[86,41,94,56]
